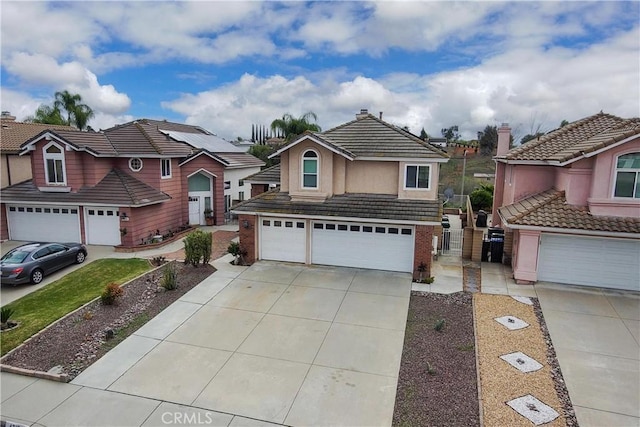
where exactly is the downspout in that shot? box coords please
[5,154,12,186]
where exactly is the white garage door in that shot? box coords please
[260,218,306,263]
[85,207,121,246]
[538,234,640,291]
[7,205,81,243]
[312,221,415,272]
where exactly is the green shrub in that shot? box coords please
[227,241,247,265]
[184,230,213,267]
[434,318,446,332]
[161,264,178,290]
[101,283,123,305]
[1,306,15,324]
[469,184,494,211]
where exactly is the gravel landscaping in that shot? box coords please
[1,262,215,380]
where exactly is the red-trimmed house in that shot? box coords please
[232,109,449,281]
[0,119,260,247]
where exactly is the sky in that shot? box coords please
[1,1,639,143]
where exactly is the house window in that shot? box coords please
[161,158,171,178]
[43,143,66,185]
[614,152,640,198]
[302,150,318,188]
[405,165,430,189]
[239,191,245,201]
[238,179,244,187]
[129,158,143,172]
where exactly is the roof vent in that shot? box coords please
[356,109,369,119]
[1,111,16,121]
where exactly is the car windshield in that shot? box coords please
[1,250,30,263]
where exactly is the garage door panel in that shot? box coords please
[260,218,306,263]
[312,222,414,273]
[85,207,121,246]
[7,205,81,243]
[538,234,640,291]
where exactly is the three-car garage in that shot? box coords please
[259,216,416,273]
[5,205,121,246]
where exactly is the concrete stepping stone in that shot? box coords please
[506,394,559,425]
[499,351,543,373]
[511,295,533,305]
[494,315,529,330]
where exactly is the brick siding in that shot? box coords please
[412,225,434,281]
[238,214,257,265]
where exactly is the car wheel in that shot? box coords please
[76,251,86,264]
[30,269,44,285]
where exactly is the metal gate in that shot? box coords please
[441,229,463,256]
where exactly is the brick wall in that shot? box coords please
[0,204,7,241]
[471,228,485,262]
[503,230,514,265]
[462,227,474,259]
[238,214,257,265]
[251,184,269,198]
[413,225,434,281]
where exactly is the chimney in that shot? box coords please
[1,111,16,121]
[379,111,383,120]
[356,109,369,119]
[497,123,511,156]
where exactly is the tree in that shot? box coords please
[419,128,429,140]
[270,112,321,142]
[478,125,498,156]
[441,125,460,143]
[248,144,278,168]
[560,119,569,128]
[520,132,545,144]
[53,90,94,130]
[469,184,494,211]
[24,105,66,125]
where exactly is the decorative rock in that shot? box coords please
[104,328,115,340]
[511,295,533,305]
[494,315,529,330]
[47,365,64,375]
[500,351,543,373]
[507,394,560,425]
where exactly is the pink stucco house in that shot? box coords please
[492,112,640,291]
[0,119,260,247]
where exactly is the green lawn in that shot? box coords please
[1,258,151,356]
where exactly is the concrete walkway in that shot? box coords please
[2,258,411,427]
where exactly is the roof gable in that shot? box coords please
[1,120,77,153]
[503,112,640,163]
[271,114,448,160]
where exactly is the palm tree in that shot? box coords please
[53,90,95,130]
[270,112,321,142]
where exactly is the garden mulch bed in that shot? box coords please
[1,262,215,381]
[393,291,479,427]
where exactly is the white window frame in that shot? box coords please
[43,142,66,185]
[613,152,640,199]
[301,149,319,189]
[129,157,143,172]
[161,158,172,179]
[404,164,431,190]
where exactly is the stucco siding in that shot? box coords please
[1,154,32,188]
[288,140,334,199]
[503,164,555,205]
[345,160,397,194]
[397,161,439,200]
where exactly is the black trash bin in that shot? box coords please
[489,228,505,263]
[476,210,487,228]
[481,239,490,262]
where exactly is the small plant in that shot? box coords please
[416,262,428,282]
[1,306,15,324]
[101,283,123,305]
[434,318,446,332]
[426,361,436,375]
[184,230,213,266]
[422,276,435,284]
[161,264,178,290]
[83,311,94,321]
[227,241,247,265]
[151,255,166,266]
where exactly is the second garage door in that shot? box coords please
[538,234,640,291]
[260,218,306,263]
[312,221,414,272]
[85,207,121,246]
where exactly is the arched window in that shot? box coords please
[302,150,318,188]
[614,152,640,198]
[43,142,66,184]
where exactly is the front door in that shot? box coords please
[188,196,200,225]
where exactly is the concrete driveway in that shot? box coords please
[1,259,412,427]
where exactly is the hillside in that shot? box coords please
[438,154,495,198]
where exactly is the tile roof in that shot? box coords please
[216,152,264,168]
[244,164,281,184]
[277,114,448,160]
[503,112,640,162]
[1,169,170,207]
[499,190,640,234]
[232,190,441,223]
[0,119,76,153]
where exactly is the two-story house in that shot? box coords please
[492,113,640,291]
[232,110,448,280]
[0,119,261,247]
